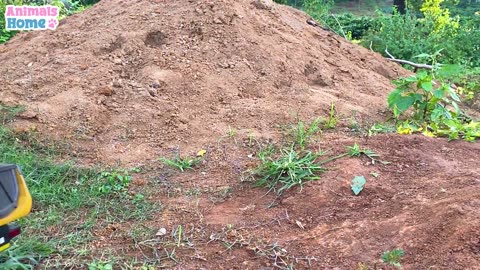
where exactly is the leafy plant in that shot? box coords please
[160,155,202,172]
[254,148,325,195]
[322,13,380,40]
[388,60,479,141]
[94,170,132,195]
[388,61,461,121]
[88,261,113,270]
[382,248,405,268]
[347,143,380,162]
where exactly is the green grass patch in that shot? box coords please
[0,125,159,269]
[254,148,326,195]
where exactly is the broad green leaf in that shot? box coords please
[431,106,446,121]
[351,176,366,195]
[433,88,445,98]
[411,93,423,103]
[387,89,402,108]
[404,76,418,83]
[393,95,416,115]
[416,70,428,80]
[420,81,433,92]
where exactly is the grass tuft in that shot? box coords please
[160,156,202,172]
[254,148,325,195]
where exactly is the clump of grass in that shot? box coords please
[0,103,25,124]
[0,238,54,270]
[289,117,322,150]
[160,155,202,172]
[254,148,325,195]
[324,102,338,129]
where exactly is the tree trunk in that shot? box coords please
[393,0,406,14]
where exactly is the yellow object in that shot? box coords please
[197,149,207,157]
[0,168,32,226]
[0,243,10,252]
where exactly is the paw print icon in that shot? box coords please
[47,18,58,29]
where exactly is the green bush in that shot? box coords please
[323,13,380,40]
[362,11,479,68]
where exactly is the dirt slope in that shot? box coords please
[0,0,406,164]
[1,1,479,269]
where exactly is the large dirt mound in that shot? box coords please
[0,0,406,164]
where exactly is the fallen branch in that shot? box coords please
[385,48,434,70]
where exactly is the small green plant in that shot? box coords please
[173,225,184,247]
[381,248,405,268]
[289,118,322,150]
[388,56,461,121]
[160,155,202,172]
[347,143,379,161]
[254,148,325,195]
[324,103,338,129]
[94,170,132,195]
[88,261,114,270]
[226,126,237,137]
[317,143,384,165]
[368,123,396,136]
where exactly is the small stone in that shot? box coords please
[147,88,157,97]
[156,228,167,236]
[19,111,38,119]
[112,79,122,88]
[97,86,114,96]
[254,0,274,10]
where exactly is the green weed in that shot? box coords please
[0,238,53,270]
[381,248,405,268]
[347,143,379,160]
[289,118,322,150]
[324,103,338,129]
[88,261,114,270]
[316,143,384,165]
[160,155,202,172]
[254,148,325,195]
[93,170,132,195]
